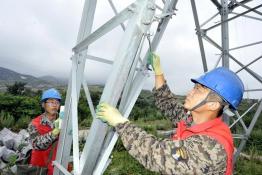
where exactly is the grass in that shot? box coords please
[235,158,262,175]
[104,151,159,175]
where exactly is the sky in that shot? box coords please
[0,0,261,98]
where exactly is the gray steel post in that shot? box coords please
[54,0,97,174]
[70,56,80,173]
[93,1,179,173]
[221,0,230,124]
[221,0,229,68]
[190,0,208,72]
[79,1,156,174]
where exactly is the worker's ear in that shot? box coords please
[207,101,220,111]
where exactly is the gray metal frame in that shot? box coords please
[190,0,262,163]
[54,0,179,174]
[54,0,262,174]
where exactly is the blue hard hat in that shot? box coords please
[41,88,61,102]
[191,67,244,110]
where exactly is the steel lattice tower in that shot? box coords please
[53,0,262,174]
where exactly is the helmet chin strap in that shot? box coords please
[188,91,213,112]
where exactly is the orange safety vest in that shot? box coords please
[30,115,58,175]
[172,117,233,175]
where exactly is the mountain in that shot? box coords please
[38,75,67,86]
[0,67,38,82]
[0,67,67,91]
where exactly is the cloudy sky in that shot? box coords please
[0,0,261,98]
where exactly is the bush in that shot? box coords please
[0,93,41,121]
[0,111,15,129]
[14,115,31,130]
[235,146,262,175]
[79,118,93,129]
[6,82,27,96]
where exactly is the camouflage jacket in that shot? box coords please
[115,83,227,175]
[27,114,57,150]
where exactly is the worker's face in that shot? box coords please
[184,83,210,110]
[43,98,60,120]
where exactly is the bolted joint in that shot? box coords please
[128,4,136,13]
[142,19,152,25]
[142,5,156,25]
[147,3,156,10]
[196,29,206,37]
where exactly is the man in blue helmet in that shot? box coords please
[27,88,62,175]
[96,53,244,175]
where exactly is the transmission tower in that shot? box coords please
[53,0,262,174]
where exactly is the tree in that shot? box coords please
[6,82,27,95]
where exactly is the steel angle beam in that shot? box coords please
[245,89,262,92]
[229,103,257,129]
[73,3,136,53]
[93,1,179,174]
[108,0,126,31]
[70,56,81,173]
[53,161,72,175]
[229,41,262,51]
[93,71,147,175]
[233,0,262,16]
[54,54,87,175]
[235,55,262,73]
[230,12,262,21]
[228,0,252,11]
[79,1,156,174]
[84,54,113,65]
[82,78,96,118]
[205,3,262,32]
[234,99,262,163]
[210,0,222,10]
[229,54,262,83]
[117,34,146,111]
[200,12,220,28]
[202,34,262,84]
[77,0,97,43]
[54,0,97,174]
[221,0,230,68]
[234,111,248,132]
[221,0,230,124]
[191,0,208,72]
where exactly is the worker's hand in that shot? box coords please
[147,52,163,75]
[52,118,61,136]
[51,128,60,136]
[54,118,62,129]
[96,102,129,127]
